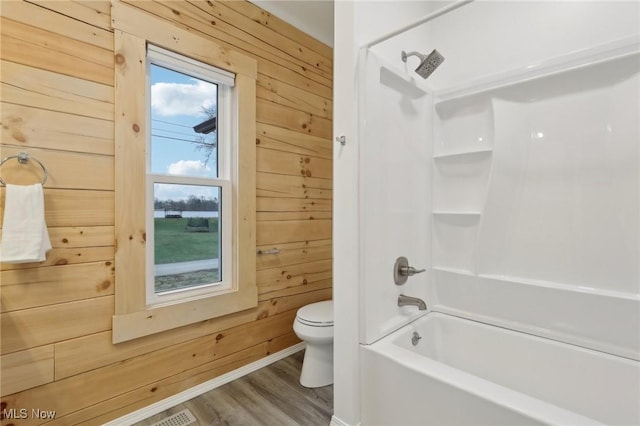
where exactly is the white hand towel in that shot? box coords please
[1,183,52,263]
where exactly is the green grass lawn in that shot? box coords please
[155,269,219,293]
[154,217,219,264]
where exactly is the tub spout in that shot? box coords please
[398,294,427,310]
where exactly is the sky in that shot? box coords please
[150,64,219,203]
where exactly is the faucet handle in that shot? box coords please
[394,256,426,285]
[400,266,426,276]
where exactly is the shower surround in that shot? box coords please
[333,1,640,425]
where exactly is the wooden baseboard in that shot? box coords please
[103,342,305,426]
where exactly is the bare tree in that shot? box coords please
[195,104,217,166]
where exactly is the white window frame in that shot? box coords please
[112,1,257,344]
[145,46,234,307]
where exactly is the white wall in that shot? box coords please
[335,1,639,425]
[374,1,640,91]
[250,0,334,47]
[358,51,433,345]
[333,2,446,424]
[332,3,359,424]
[364,0,640,359]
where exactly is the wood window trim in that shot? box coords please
[111,1,257,343]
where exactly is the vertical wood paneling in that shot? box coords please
[0,60,114,120]
[45,226,114,249]
[256,239,332,270]
[0,262,115,312]
[1,103,114,155]
[0,296,114,355]
[221,0,333,59]
[0,246,114,271]
[0,146,114,190]
[257,220,332,246]
[48,342,281,426]
[121,0,330,86]
[1,17,114,85]
[0,0,113,49]
[257,74,332,118]
[256,122,333,159]
[256,197,332,212]
[260,278,332,300]
[0,188,114,228]
[1,312,297,424]
[194,1,332,77]
[257,259,333,295]
[0,0,332,423]
[25,0,113,30]
[54,289,321,380]
[257,146,332,179]
[113,30,147,316]
[0,346,54,397]
[256,172,332,200]
[257,98,332,139]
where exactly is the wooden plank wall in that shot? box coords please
[0,1,332,424]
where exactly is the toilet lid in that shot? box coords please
[296,300,333,326]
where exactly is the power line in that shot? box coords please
[152,118,193,129]
[151,134,216,146]
[152,127,199,138]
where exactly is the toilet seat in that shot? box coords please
[296,300,333,327]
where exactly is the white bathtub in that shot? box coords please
[361,313,640,426]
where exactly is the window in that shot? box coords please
[112,3,257,343]
[146,47,233,306]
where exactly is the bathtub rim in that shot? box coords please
[362,311,640,426]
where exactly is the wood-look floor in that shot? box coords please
[134,350,333,426]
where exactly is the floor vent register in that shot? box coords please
[149,409,197,426]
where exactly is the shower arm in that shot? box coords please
[401,51,427,63]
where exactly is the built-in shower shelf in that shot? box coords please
[433,211,482,216]
[433,36,639,105]
[433,149,493,160]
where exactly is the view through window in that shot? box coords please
[149,63,224,298]
[112,17,256,342]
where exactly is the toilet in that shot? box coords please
[293,300,333,388]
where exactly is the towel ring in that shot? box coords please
[0,152,48,187]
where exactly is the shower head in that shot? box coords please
[401,49,445,79]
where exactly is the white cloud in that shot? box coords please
[153,160,220,201]
[166,160,211,177]
[154,183,218,202]
[151,79,217,117]
[153,160,217,201]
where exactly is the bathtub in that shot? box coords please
[361,313,640,425]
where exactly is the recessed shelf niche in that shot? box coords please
[434,95,494,157]
[433,150,493,212]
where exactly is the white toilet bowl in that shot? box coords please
[293,300,333,388]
